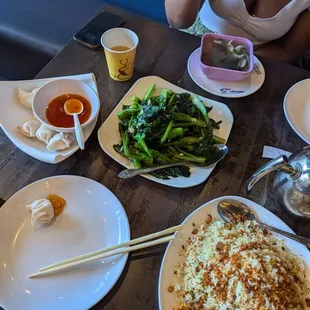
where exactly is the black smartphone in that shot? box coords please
[74,11,124,49]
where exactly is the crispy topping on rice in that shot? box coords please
[173,219,310,310]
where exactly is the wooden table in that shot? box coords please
[0,5,309,310]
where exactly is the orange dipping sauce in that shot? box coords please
[46,94,92,128]
[46,194,66,217]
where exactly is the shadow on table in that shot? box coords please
[0,198,5,208]
[90,245,166,309]
[90,254,131,309]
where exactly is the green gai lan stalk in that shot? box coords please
[113,84,226,179]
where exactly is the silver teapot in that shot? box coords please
[245,146,310,218]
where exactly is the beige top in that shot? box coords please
[199,0,310,45]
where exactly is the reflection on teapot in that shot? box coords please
[245,146,310,219]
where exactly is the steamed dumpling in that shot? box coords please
[46,132,72,151]
[16,88,38,109]
[36,124,56,144]
[18,119,41,137]
[27,198,54,227]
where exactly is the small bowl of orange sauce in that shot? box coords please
[32,79,100,132]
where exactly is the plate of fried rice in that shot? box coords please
[158,196,310,310]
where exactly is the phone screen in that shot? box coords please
[74,11,124,49]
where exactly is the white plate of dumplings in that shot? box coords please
[0,175,130,310]
[0,73,99,163]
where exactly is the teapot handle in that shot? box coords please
[244,155,297,194]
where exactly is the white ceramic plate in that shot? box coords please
[187,48,265,98]
[97,76,234,188]
[0,73,100,164]
[284,79,310,144]
[158,195,310,310]
[0,175,130,310]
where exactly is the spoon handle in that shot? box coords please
[259,222,310,248]
[118,163,183,179]
[73,114,85,150]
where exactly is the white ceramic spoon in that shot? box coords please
[64,99,85,150]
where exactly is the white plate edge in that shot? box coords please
[283,78,310,145]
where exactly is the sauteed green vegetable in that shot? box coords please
[114,84,225,180]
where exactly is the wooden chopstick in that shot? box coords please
[28,235,175,278]
[39,224,183,272]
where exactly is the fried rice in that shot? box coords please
[171,218,310,310]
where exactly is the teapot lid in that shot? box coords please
[286,145,310,190]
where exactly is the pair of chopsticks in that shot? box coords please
[28,224,182,279]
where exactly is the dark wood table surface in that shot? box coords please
[1,5,310,310]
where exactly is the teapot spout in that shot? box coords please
[244,155,296,194]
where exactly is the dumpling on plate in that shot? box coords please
[17,119,41,138]
[36,124,56,144]
[16,88,38,109]
[46,132,72,151]
[27,198,54,227]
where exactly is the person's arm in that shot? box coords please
[255,10,310,63]
[165,0,204,29]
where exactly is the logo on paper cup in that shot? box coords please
[117,58,134,80]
